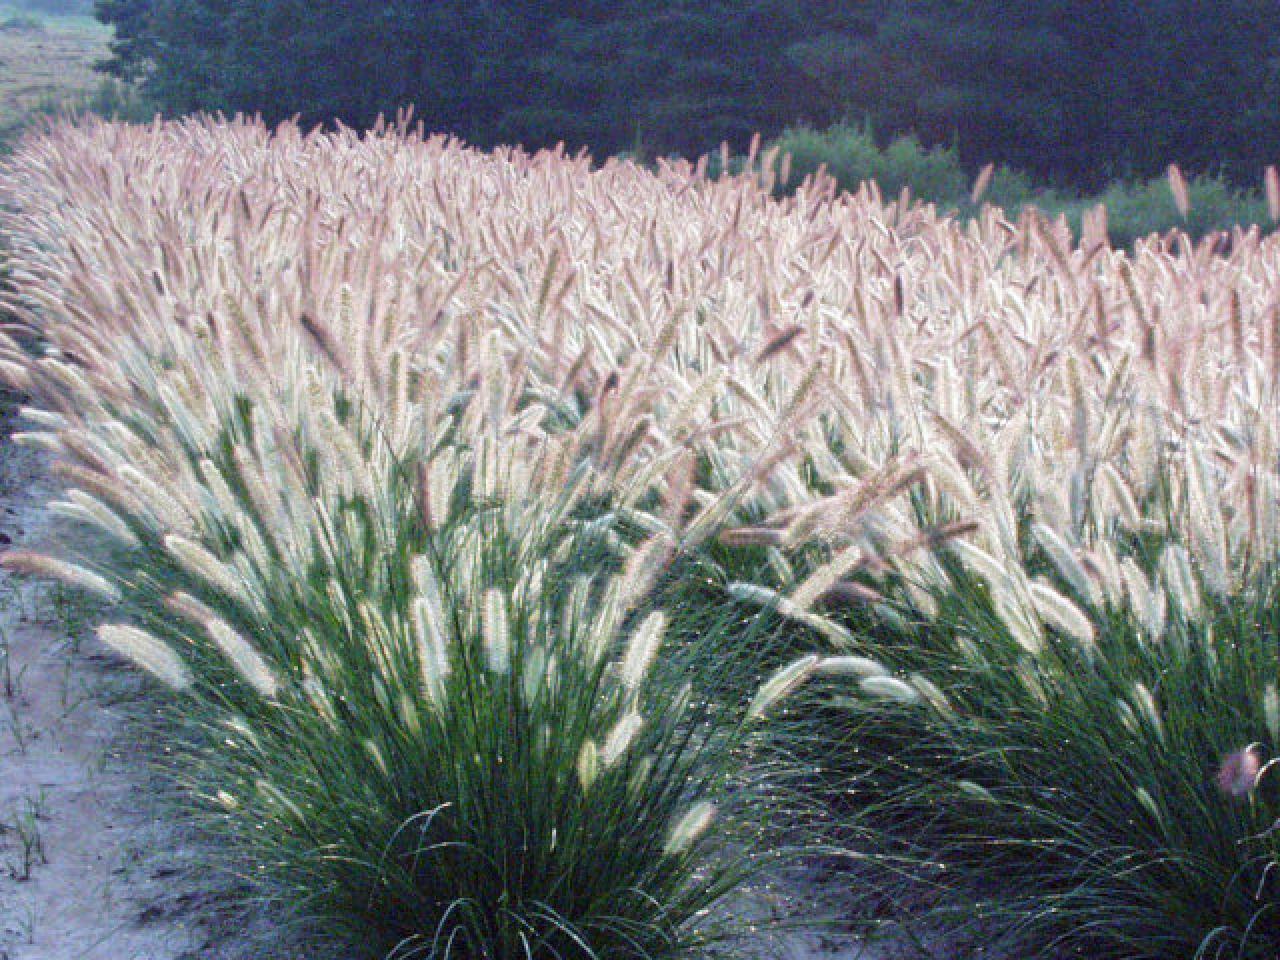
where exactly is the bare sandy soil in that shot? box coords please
[0,437,328,959]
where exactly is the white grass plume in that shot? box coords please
[203,616,279,698]
[663,801,716,856]
[1,551,120,601]
[98,624,193,691]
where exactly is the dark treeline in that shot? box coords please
[94,1,1280,190]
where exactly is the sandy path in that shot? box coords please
[0,438,319,960]
[0,441,206,959]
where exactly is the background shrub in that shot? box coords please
[1061,174,1271,248]
[771,124,967,207]
[760,124,1274,248]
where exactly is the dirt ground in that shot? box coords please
[0,432,335,959]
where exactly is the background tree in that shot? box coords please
[810,0,1280,188]
[93,0,1280,188]
[94,0,159,83]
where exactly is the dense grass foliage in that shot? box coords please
[0,118,831,958]
[4,118,1280,957]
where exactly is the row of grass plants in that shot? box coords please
[1,117,1278,958]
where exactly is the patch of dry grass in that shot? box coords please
[0,12,108,148]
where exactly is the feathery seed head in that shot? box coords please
[600,711,644,768]
[748,654,820,719]
[620,611,666,689]
[663,801,716,856]
[814,656,891,679]
[858,675,921,705]
[98,624,193,691]
[204,616,279,698]
[1,550,120,601]
[481,588,510,674]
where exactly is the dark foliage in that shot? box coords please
[93,1,1280,190]
[93,1,859,159]
[818,1,1280,189]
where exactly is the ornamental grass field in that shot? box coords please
[2,117,1280,958]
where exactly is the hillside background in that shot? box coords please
[6,1,1280,243]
